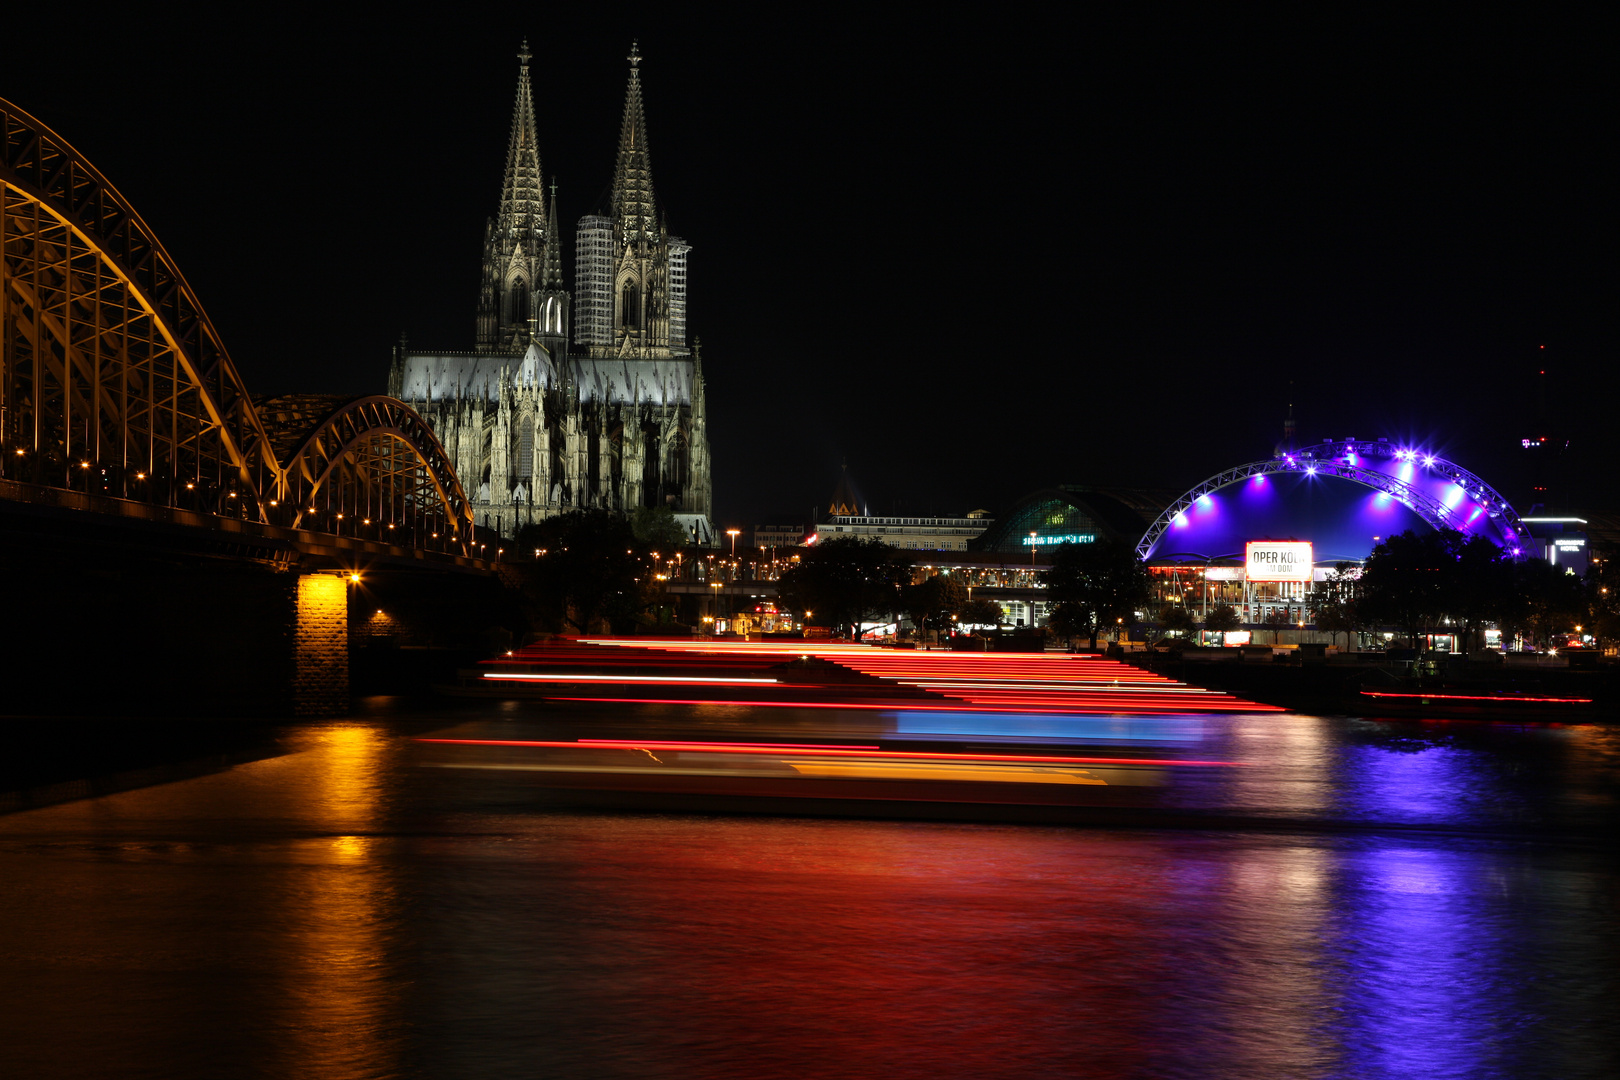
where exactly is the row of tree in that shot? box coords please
[774,536,1003,639]
[1312,529,1598,652]
[490,511,1616,654]
[1157,529,1609,653]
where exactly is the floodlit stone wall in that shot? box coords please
[294,574,348,716]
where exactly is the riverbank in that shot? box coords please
[1122,650,1620,720]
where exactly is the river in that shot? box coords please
[1,702,1616,1079]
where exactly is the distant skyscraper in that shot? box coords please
[390,41,713,542]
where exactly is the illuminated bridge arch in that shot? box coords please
[1137,439,1531,562]
[1,97,283,518]
[261,395,472,550]
[2,98,473,557]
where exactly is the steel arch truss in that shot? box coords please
[1,98,474,556]
[278,396,472,553]
[1137,440,1531,561]
[1,98,283,519]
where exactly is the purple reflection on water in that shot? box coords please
[1336,736,1500,824]
[1328,847,1496,1079]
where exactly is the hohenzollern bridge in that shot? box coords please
[1,97,482,714]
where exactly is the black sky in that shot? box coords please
[5,8,1612,527]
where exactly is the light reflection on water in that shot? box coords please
[278,726,395,1079]
[0,712,1615,1079]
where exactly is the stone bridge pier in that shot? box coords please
[0,511,510,717]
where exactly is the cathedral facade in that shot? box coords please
[388,42,714,543]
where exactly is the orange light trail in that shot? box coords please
[418,737,1240,767]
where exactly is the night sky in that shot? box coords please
[6,9,1612,528]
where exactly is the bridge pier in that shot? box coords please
[0,496,514,717]
[294,575,349,717]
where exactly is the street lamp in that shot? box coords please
[726,528,740,556]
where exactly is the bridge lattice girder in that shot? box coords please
[1,98,282,517]
[1,97,472,553]
[263,394,471,539]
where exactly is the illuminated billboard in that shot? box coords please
[1245,540,1313,582]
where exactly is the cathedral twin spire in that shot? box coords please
[612,41,659,244]
[478,39,561,352]
[481,40,684,357]
[498,40,546,234]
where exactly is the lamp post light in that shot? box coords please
[726,528,740,557]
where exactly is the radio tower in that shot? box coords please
[1520,348,1569,514]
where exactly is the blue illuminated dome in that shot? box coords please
[1140,439,1529,565]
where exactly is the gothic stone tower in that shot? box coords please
[573,42,691,357]
[475,40,569,356]
[388,41,713,544]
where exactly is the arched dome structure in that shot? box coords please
[1139,439,1531,565]
[972,486,1171,555]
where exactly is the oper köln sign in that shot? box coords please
[1245,540,1314,582]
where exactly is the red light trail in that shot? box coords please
[478,638,1284,714]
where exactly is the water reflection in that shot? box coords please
[272,725,397,1079]
[1217,713,1336,818]
[0,713,1616,1079]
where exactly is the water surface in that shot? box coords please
[1,707,1615,1079]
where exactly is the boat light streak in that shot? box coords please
[417,737,1241,767]
[481,673,781,684]
[581,739,881,750]
[1360,691,1593,704]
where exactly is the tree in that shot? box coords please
[1259,607,1292,644]
[1358,530,1453,649]
[959,598,1005,629]
[1588,560,1620,654]
[1160,604,1198,638]
[776,536,914,639]
[1204,603,1241,636]
[1044,602,1094,649]
[1359,529,1518,653]
[630,504,688,549]
[514,511,649,633]
[1444,532,1513,654]
[1309,562,1363,651]
[901,573,968,640]
[1492,557,1586,651]
[1045,539,1151,650]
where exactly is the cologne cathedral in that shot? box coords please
[388,42,714,542]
